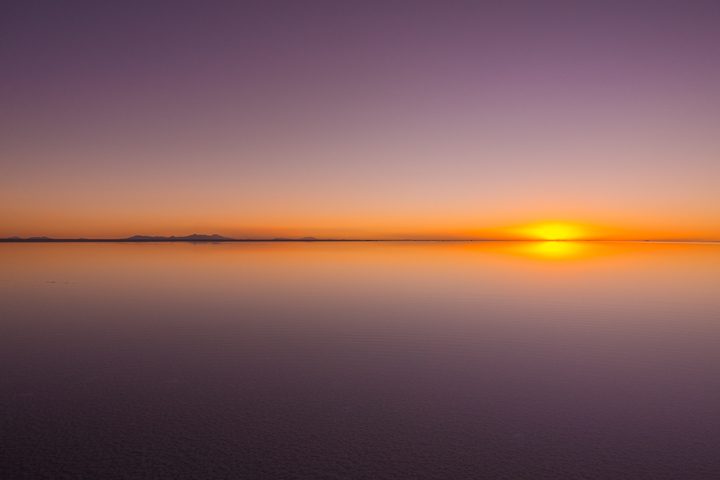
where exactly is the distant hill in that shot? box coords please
[0,234,236,242]
[127,234,232,241]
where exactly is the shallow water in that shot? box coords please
[1,242,719,479]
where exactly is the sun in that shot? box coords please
[519,222,586,241]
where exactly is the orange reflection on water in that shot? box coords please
[2,241,719,320]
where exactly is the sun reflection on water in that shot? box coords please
[514,241,590,260]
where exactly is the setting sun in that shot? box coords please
[518,222,587,241]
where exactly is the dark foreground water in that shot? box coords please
[1,242,719,479]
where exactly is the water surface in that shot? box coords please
[1,242,719,479]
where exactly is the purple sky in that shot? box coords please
[2,0,720,238]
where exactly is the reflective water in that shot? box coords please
[1,242,719,479]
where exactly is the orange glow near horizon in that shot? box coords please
[513,222,589,241]
[1,207,719,241]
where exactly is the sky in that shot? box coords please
[2,0,719,240]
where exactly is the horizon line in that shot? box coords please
[1,235,719,244]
